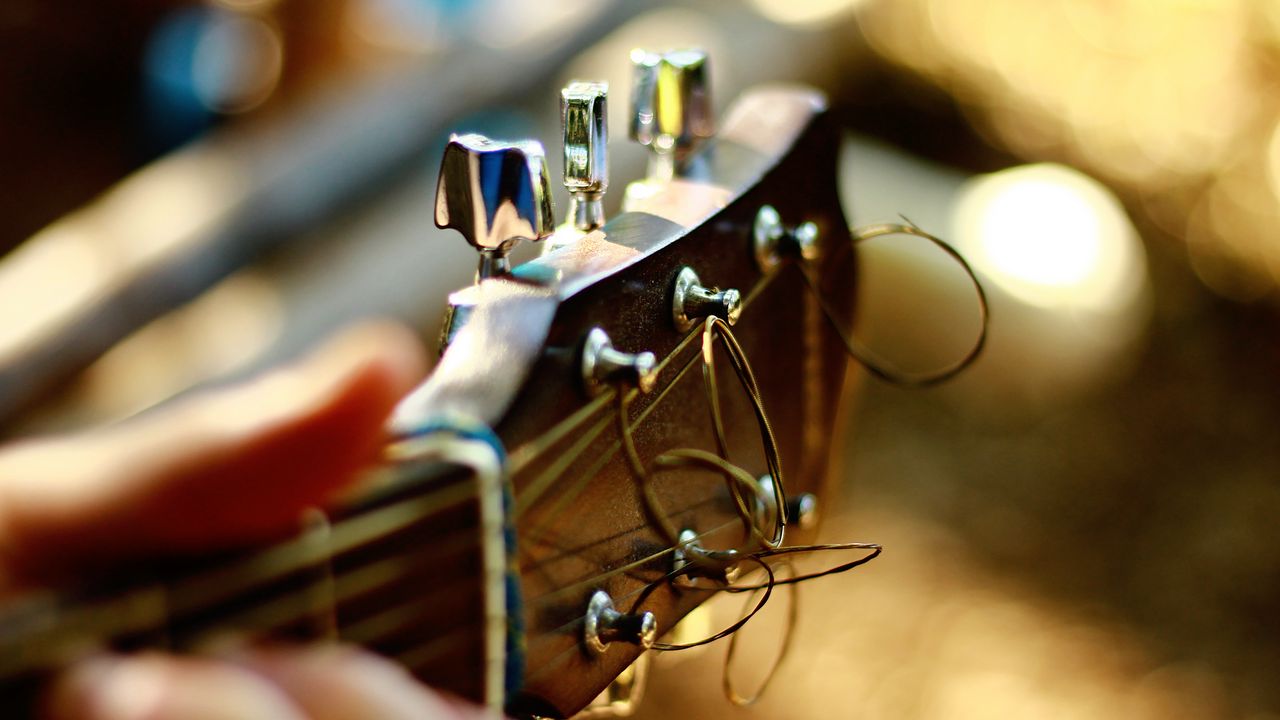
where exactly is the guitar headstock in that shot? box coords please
[391,48,856,718]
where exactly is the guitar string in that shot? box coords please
[504,256,780,487]
[1,303,791,683]
[285,224,975,694]
[400,513,747,676]
[1,244,787,651]
[0,305,721,666]
[0,508,741,681]
[617,218,992,702]
[1,221,975,693]
[606,314,888,705]
[800,219,989,387]
[515,346,705,544]
[722,560,795,707]
[0,327,745,673]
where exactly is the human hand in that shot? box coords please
[0,322,488,719]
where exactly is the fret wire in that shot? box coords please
[167,523,480,649]
[300,509,337,642]
[0,508,737,689]
[395,629,474,674]
[0,482,476,676]
[179,532,487,672]
[336,534,478,645]
[0,582,168,677]
[164,479,474,621]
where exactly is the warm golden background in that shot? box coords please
[1,0,1277,718]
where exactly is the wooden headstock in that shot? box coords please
[393,79,856,717]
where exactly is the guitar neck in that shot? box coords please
[0,455,497,710]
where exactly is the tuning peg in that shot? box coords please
[584,590,657,655]
[562,81,609,232]
[629,48,713,179]
[671,266,741,332]
[435,133,554,279]
[581,327,656,396]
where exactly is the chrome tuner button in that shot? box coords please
[673,529,740,583]
[562,81,608,233]
[584,590,657,655]
[788,492,820,531]
[754,204,819,273]
[629,48,713,180]
[581,328,657,396]
[756,474,820,532]
[671,266,741,332]
[435,133,554,280]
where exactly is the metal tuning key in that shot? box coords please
[435,133,554,280]
[562,81,608,232]
[629,48,713,180]
[754,204,820,273]
[584,590,657,655]
[671,266,741,332]
[581,327,656,396]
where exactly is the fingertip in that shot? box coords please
[237,644,493,720]
[307,320,429,402]
[45,654,306,720]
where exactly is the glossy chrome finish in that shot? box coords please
[572,653,650,718]
[581,327,656,396]
[673,528,739,583]
[754,204,819,273]
[787,492,820,532]
[755,474,819,533]
[584,590,657,655]
[671,266,741,332]
[562,81,609,233]
[435,133,555,279]
[629,48,713,179]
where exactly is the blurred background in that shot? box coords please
[1,0,1278,717]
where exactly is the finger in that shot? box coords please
[0,321,426,587]
[44,653,307,720]
[235,645,493,720]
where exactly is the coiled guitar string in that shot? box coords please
[801,218,990,387]
[616,316,882,705]
[0,221,987,709]
[615,220,988,704]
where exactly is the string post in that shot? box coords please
[582,327,657,396]
[786,492,819,532]
[584,590,657,655]
[754,204,819,272]
[672,528,741,584]
[672,266,741,332]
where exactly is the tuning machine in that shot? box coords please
[581,327,656,396]
[562,81,609,233]
[435,133,555,280]
[629,48,713,181]
[754,205,819,272]
[671,267,741,332]
[584,590,657,655]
